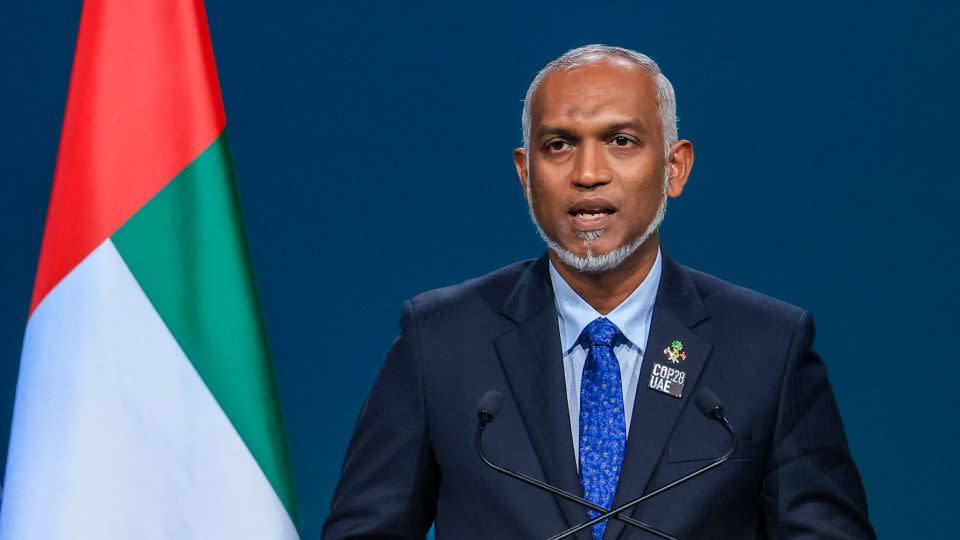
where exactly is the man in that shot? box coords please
[323,44,874,539]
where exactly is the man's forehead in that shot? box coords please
[531,61,659,128]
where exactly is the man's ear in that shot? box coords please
[666,140,694,198]
[513,147,529,200]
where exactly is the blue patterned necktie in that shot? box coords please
[579,317,627,540]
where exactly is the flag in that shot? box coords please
[0,1,299,538]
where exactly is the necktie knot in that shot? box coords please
[583,317,620,348]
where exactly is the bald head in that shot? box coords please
[521,44,678,158]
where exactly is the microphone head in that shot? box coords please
[694,387,724,421]
[477,390,504,424]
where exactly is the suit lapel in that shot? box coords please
[606,255,714,540]
[494,255,590,538]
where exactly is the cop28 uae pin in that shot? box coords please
[648,340,687,398]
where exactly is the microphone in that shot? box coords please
[475,390,678,540]
[694,387,725,421]
[546,387,737,540]
[477,389,503,425]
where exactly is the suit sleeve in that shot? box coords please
[761,311,876,539]
[322,300,438,539]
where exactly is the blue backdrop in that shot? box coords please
[1,1,957,537]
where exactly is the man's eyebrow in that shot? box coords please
[604,119,650,134]
[536,119,651,140]
[536,125,579,140]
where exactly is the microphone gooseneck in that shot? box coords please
[474,391,678,540]
[546,387,737,540]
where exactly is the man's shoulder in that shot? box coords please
[680,262,807,331]
[405,258,535,322]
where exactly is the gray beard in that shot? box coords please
[524,174,669,274]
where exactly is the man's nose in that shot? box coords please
[572,142,612,188]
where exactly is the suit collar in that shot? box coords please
[654,251,709,329]
[500,253,554,324]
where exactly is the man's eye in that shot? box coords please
[546,140,569,152]
[612,135,634,147]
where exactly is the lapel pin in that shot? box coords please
[663,340,687,364]
[650,339,688,398]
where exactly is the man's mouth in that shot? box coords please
[568,198,617,231]
[570,209,614,220]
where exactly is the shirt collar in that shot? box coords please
[548,247,662,354]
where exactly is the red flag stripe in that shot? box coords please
[31,0,226,314]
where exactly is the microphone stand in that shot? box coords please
[546,416,736,540]
[476,416,677,540]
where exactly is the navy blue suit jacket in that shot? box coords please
[323,252,875,539]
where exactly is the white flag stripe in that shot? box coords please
[0,240,298,539]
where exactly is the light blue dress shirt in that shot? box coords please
[548,248,662,466]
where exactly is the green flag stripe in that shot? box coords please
[112,132,298,523]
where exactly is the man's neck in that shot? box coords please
[548,236,660,315]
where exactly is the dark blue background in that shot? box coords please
[1,1,957,537]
